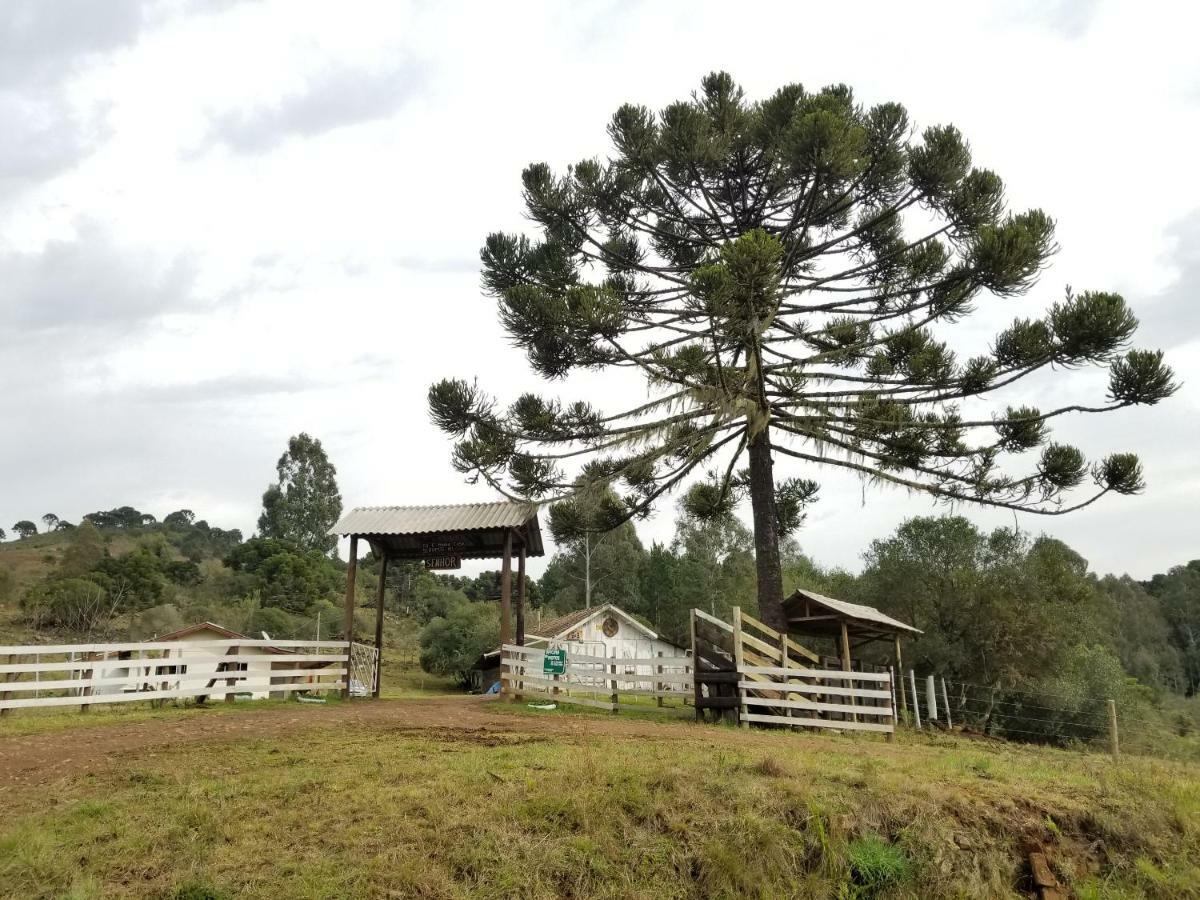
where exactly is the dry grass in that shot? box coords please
[0,697,1197,899]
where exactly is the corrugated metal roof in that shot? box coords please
[787,588,922,634]
[329,501,540,536]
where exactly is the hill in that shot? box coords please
[0,696,1197,899]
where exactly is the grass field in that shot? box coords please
[1,691,1198,899]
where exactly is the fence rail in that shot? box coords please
[0,639,354,713]
[500,644,693,713]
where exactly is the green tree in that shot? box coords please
[857,516,1104,689]
[670,510,757,628]
[41,513,59,532]
[59,521,105,576]
[20,577,112,633]
[418,597,500,684]
[0,526,6,541]
[1145,561,1200,695]
[428,72,1176,630]
[257,433,343,555]
[225,537,342,614]
[12,520,37,539]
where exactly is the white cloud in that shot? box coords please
[1,0,1198,581]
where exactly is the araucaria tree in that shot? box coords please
[258,433,343,556]
[429,73,1177,630]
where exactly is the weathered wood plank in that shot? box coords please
[742,713,894,733]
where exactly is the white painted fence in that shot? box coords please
[0,639,351,712]
[737,664,897,734]
[500,644,692,713]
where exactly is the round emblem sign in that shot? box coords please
[601,616,619,638]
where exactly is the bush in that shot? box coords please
[419,597,499,683]
[20,577,111,632]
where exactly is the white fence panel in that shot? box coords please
[0,639,356,712]
[499,645,692,713]
[736,665,895,735]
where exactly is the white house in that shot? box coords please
[475,603,687,691]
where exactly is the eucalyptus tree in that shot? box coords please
[429,72,1177,629]
[258,433,343,556]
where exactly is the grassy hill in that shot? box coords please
[0,696,1197,899]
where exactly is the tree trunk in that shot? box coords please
[747,427,786,631]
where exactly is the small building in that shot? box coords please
[474,603,686,691]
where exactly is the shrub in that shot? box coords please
[846,835,910,895]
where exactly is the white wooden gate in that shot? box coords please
[499,644,692,713]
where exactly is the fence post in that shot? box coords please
[925,675,938,722]
[656,651,664,708]
[225,644,239,703]
[690,609,701,722]
[609,651,618,715]
[780,628,791,723]
[886,667,896,743]
[909,670,922,729]
[0,654,12,717]
[732,606,747,729]
[1107,699,1119,760]
[940,677,952,729]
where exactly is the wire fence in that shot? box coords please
[896,671,1181,758]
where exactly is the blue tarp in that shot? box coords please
[486,680,501,694]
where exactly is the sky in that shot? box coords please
[2,0,1198,580]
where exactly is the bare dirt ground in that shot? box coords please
[0,697,719,791]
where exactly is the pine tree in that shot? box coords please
[429,72,1177,629]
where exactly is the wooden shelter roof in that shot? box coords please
[784,588,921,639]
[328,501,543,560]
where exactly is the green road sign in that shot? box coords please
[543,647,566,675]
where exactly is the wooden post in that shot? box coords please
[225,645,239,704]
[373,554,388,699]
[926,675,938,721]
[840,621,857,723]
[690,609,701,722]
[342,534,358,700]
[656,650,664,708]
[732,606,747,729]
[909,669,922,729]
[886,666,897,743]
[499,531,513,648]
[610,650,618,715]
[0,654,12,717]
[1107,699,1119,760]
[779,627,791,722]
[515,541,526,647]
[940,676,952,729]
[894,635,907,716]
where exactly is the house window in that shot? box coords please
[566,629,583,641]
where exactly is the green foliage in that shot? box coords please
[20,577,110,632]
[224,537,341,614]
[12,520,37,539]
[58,520,105,578]
[257,433,343,555]
[431,72,1175,631]
[418,597,500,682]
[846,836,910,895]
[0,566,15,604]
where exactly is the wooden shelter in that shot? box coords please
[328,501,543,697]
[784,588,920,713]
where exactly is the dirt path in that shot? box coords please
[0,697,712,791]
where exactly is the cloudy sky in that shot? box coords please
[2,0,1198,579]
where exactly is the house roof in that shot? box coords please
[328,501,544,559]
[154,621,245,641]
[527,603,675,645]
[784,589,921,637]
[149,622,297,656]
